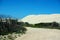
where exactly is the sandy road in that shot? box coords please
[15,27,60,40]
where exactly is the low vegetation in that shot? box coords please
[0,15,27,40]
[24,22,60,29]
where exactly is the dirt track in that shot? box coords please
[15,27,60,40]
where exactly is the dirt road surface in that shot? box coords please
[15,27,60,40]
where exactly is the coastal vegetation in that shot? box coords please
[0,15,27,40]
[24,22,60,29]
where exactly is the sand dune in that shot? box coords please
[21,14,60,24]
[15,27,60,40]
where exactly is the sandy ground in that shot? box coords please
[15,27,60,40]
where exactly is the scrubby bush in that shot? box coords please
[34,22,60,29]
[0,18,27,40]
[24,21,60,29]
[0,15,27,40]
[0,18,27,35]
[24,22,34,27]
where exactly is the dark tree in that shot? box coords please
[51,22,59,28]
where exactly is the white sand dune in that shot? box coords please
[15,27,60,40]
[21,14,60,24]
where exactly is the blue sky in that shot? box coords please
[0,0,60,19]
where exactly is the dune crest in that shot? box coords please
[21,14,60,24]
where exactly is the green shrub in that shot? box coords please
[0,18,27,35]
